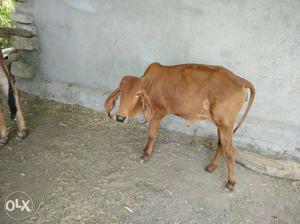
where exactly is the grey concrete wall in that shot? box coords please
[17,0,300,161]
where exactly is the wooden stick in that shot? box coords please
[190,129,197,145]
[236,149,300,180]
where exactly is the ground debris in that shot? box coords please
[124,206,134,213]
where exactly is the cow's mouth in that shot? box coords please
[116,114,127,123]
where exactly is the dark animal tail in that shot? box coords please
[8,82,17,120]
[233,78,256,134]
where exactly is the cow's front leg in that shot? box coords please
[141,117,162,162]
[0,102,9,145]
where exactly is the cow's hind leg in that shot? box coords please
[140,116,162,162]
[0,101,9,145]
[218,125,236,190]
[205,129,223,172]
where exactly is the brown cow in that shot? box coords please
[104,62,255,190]
[0,51,27,144]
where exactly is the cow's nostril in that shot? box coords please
[116,115,126,123]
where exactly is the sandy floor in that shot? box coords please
[0,93,299,224]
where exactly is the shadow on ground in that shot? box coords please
[0,92,299,224]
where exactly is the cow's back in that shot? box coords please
[142,63,246,119]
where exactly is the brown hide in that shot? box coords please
[141,63,255,128]
[104,62,255,190]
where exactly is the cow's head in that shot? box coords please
[104,76,154,123]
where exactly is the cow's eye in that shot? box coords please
[136,91,141,97]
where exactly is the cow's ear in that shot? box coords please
[104,88,120,119]
[141,90,154,123]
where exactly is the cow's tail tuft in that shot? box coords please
[233,79,256,134]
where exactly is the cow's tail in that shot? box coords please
[233,79,256,134]
[0,51,17,120]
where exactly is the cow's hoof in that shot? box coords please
[139,159,145,164]
[0,136,9,145]
[205,164,217,173]
[16,130,27,140]
[140,153,151,163]
[225,181,235,191]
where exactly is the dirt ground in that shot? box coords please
[0,92,299,224]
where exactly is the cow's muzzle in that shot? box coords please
[116,115,127,123]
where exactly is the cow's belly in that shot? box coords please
[171,98,212,126]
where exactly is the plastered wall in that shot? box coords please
[16,0,300,161]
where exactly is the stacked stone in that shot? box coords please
[10,0,37,79]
